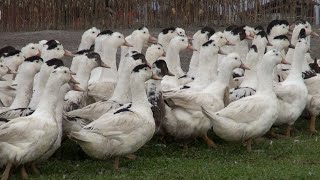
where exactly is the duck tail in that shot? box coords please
[201,106,220,124]
[68,131,91,144]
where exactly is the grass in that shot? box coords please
[6,118,320,179]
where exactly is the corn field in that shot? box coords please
[0,0,317,32]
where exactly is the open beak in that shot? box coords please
[226,41,236,46]
[240,63,250,70]
[245,35,254,40]
[69,83,85,92]
[64,50,74,57]
[7,69,17,74]
[101,62,110,68]
[311,31,320,37]
[187,44,197,51]
[70,71,76,75]
[123,40,133,47]
[281,59,291,65]
[70,76,80,84]
[289,44,295,49]
[151,73,162,80]
[148,36,158,43]
[218,49,228,55]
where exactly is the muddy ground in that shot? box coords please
[0,27,320,71]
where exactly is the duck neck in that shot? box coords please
[286,48,305,81]
[130,77,151,114]
[291,27,302,46]
[33,77,64,117]
[55,84,71,127]
[75,64,94,90]
[101,46,118,70]
[78,39,94,51]
[146,51,160,65]
[197,52,219,83]
[165,47,180,76]
[256,61,275,94]
[10,67,36,108]
[109,64,131,104]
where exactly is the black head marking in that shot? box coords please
[250,45,258,53]
[131,53,147,64]
[3,50,21,57]
[86,52,102,66]
[0,46,16,57]
[296,19,307,25]
[255,25,264,32]
[231,26,246,40]
[76,49,91,55]
[132,64,149,73]
[273,35,289,41]
[280,20,289,26]
[256,30,268,39]
[178,75,187,79]
[97,30,113,37]
[138,27,145,30]
[181,85,190,90]
[89,44,95,51]
[156,43,163,47]
[202,40,214,47]
[154,59,170,77]
[201,26,215,39]
[25,56,43,62]
[45,40,61,50]
[225,25,238,32]
[45,58,64,69]
[298,28,307,39]
[161,27,176,34]
[267,20,280,34]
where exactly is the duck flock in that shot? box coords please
[0,19,319,179]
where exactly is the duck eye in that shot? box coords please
[36,60,38,63]
[17,55,20,57]
[235,57,238,60]
[158,47,161,50]
[31,47,35,49]
[57,48,60,50]
[143,31,146,34]
[213,44,216,46]
[0,65,3,67]
[182,39,185,42]
[92,31,95,34]
[118,36,121,38]
[298,40,301,42]
[220,36,223,38]
[64,71,67,73]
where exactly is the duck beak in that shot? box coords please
[218,49,227,55]
[70,71,76,75]
[187,44,197,51]
[245,35,254,40]
[163,51,166,56]
[123,40,133,47]
[311,31,320,37]
[289,24,295,31]
[36,50,41,56]
[7,85,16,90]
[267,41,273,46]
[308,49,312,53]
[289,44,295,49]
[240,63,250,70]
[287,31,293,36]
[151,73,162,80]
[7,68,17,74]
[101,62,110,68]
[281,59,291,65]
[187,36,193,40]
[226,41,236,46]
[0,77,6,81]
[148,36,158,43]
[69,83,85,92]
[70,76,80,84]
[64,50,75,57]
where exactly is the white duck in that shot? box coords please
[158,27,178,52]
[187,26,215,78]
[267,19,290,41]
[64,52,147,132]
[163,53,249,148]
[64,52,108,112]
[88,30,132,101]
[0,59,65,119]
[202,49,285,152]
[0,66,77,180]
[272,30,309,137]
[78,27,100,51]
[0,46,16,60]
[161,35,196,91]
[0,56,43,117]
[69,64,158,170]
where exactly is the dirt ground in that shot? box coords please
[0,27,320,71]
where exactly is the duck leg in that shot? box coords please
[19,164,28,180]
[125,154,137,160]
[201,133,217,148]
[284,124,292,137]
[1,163,12,180]
[30,162,40,175]
[114,157,120,172]
[309,113,318,134]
